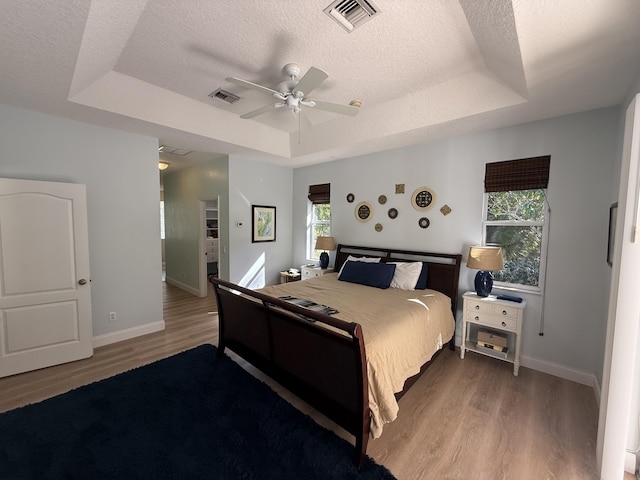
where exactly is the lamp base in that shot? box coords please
[474,270,494,297]
[319,251,329,269]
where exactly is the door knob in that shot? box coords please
[78,279,87,285]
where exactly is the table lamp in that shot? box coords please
[315,236,336,269]
[467,245,504,297]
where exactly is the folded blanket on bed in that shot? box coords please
[278,296,339,317]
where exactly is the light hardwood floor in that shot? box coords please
[0,281,608,479]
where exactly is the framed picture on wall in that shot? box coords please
[252,205,276,243]
[607,202,618,266]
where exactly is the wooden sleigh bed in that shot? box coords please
[210,244,461,465]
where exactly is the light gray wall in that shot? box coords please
[163,156,230,289]
[0,104,163,337]
[228,155,293,288]
[293,107,620,380]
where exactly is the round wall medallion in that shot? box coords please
[346,193,355,203]
[375,223,383,232]
[418,217,430,229]
[411,186,437,211]
[355,201,373,222]
[378,195,387,205]
[388,208,398,219]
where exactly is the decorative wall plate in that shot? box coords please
[355,201,373,222]
[388,208,398,219]
[378,195,387,205]
[418,217,430,229]
[395,184,405,194]
[346,193,355,203]
[411,186,437,211]
[440,204,452,216]
[375,223,383,232]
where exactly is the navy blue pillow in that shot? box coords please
[415,262,429,289]
[338,261,396,289]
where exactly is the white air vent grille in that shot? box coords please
[159,145,193,156]
[209,88,240,104]
[324,0,380,32]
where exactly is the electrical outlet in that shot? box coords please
[108,312,117,322]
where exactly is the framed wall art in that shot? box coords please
[411,186,437,211]
[355,201,373,222]
[607,202,617,266]
[252,205,276,243]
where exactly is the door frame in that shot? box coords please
[198,196,220,297]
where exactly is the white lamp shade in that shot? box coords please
[315,236,336,251]
[467,245,504,271]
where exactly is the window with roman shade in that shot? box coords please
[482,156,550,291]
[308,183,331,261]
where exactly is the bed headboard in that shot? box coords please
[334,244,462,315]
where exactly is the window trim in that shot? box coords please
[307,202,331,261]
[482,192,549,294]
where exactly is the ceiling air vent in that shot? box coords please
[159,145,193,156]
[323,0,380,33]
[208,88,240,104]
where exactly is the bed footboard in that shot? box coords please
[210,277,370,466]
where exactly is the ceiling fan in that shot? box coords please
[226,63,361,120]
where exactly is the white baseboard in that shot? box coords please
[625,451,636,474]
[93,320,165,348]
[165,276,202,297]
[520,355,600,402]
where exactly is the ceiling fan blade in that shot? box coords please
[311,100,360,117]
[240,103,279,119]
[292,67,328,96]
[226,77,280,96]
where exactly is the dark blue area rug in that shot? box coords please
[0,344,396,480]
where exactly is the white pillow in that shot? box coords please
[337,255,381,278]
[389,262,423,290]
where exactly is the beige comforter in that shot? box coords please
[258,273,455,438]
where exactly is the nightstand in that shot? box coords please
[301,265,333,280]
[460,291,526,376]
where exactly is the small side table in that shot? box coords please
[280,271,301,284]
[460,291,526,376]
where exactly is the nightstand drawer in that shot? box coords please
[491,304,519,319]
[466,300,493,315]
[465,311,517,331]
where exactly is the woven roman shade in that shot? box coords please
[308,183,330,204]
[484,155,550,192]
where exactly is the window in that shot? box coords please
[307,183,331,260]
[482,156,550,291]
[484,190,547,289]
[309,204,331,259]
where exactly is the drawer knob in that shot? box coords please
[475,316,479,321]
[502,321,507,327]
[475,305,480,310]
[502,310,507,315]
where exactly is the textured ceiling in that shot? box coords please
[1,0,639,168]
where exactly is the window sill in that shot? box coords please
[492,284,542,296]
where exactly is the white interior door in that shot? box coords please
[0,178,92,378]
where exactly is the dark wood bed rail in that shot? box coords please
[211,246,462,465]
[211,277,370,466]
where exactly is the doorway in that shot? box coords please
[199,197,220,297]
